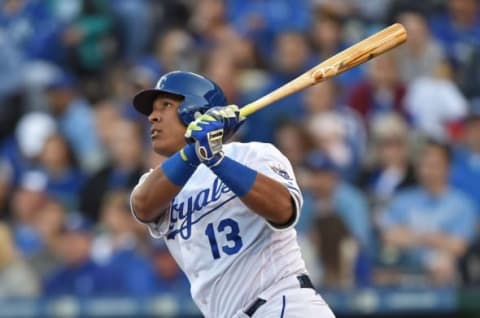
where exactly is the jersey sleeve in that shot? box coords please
[129,169,171,239]
[245,143,303,231]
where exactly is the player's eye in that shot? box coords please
[163,101,173,109]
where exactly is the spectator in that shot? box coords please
[152,28,198,74]
[60,0,114,76]
[220,29,266,70]
[44,71,103,172]
[0,161,11,214]
[36,134,85,210]
[202,47,240,105]
[301,151,371,247]
[451,113,480,214]
[0,222,39,297]
[301,151,371,287]
[458,46,480,112]
[404,70,468,140]
[227,0,311,57]
[460,236,480,286]
[358,114,416,219]
[310,10,345,61]
[310,10,363,89]
[0,33,24,110]
[313,0,393,22]
[429,0,480,68]
[29,198,65,278]
[348,54,406,124]
[395,10,447,83]
[380,141,477,285]
[91,191,155,295]
[109,0,153,60]
[1,112,57,187]
[0,0,63,62]
[189,0,228,48]
[80,119,144,221]
[9,172,48,257]
[304,80,366,179]
[274,120,315,176]
[243,31,313,142]
[43,214,104,296]
[310,214,359,289]
[150,240,190,296]
[92,99,122,162]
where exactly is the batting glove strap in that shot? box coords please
[202,151,225,168]
[185,114,225,162]
[211,156,257,197]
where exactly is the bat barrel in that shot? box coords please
[239,23,407,118]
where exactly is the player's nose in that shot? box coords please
[148,109,161,123]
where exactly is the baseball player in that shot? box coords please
[130,71,335,318]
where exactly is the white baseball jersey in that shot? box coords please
[131,142,309,318]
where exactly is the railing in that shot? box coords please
[0,287,478,317]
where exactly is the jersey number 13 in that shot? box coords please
[205,218,243,259]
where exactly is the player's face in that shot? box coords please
[148,95,186,156]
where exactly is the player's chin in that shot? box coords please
[151,139,175,157]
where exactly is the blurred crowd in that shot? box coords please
[0,0,480,300]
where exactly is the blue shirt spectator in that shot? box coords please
[43,259,105,297]
[301,183,371,249]
[99,247,157,296]
[45,72,102,172]
[227,0,311,56]
[381,187,477,267]
[91,190,158,295]
[299,152,372,248]
[380,140,478,285]
[43,214,105,296]
[451,114,480,214]
[242,31,314,143]
[451,147,480,214]
[150,242,190,296]
[429,1,480,66]
[0,0,63,62]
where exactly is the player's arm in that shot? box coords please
[215,161,294,225]
[131,144,200,222]
[185,105,294,226]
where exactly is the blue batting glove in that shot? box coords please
[205,105,245,141]
[185,113,224,165]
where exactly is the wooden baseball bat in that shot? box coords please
[239,23,407,117]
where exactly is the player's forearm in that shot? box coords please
[211,156,293,225]
[131,167,181,221]
[132,145,200,222]
[241,173,293,225]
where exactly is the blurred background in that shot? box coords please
[0,0,480,317]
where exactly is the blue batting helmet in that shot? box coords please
[132,71,227,125]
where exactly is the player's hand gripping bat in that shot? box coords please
[239,23,407,117]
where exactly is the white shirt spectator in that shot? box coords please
[405,77,468,140]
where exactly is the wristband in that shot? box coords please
[211,156,257,197]
[180,143,200,167]
[162,145,199,186]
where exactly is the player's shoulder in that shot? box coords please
[224,141,285,160]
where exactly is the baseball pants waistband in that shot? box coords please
[243,274,315,317]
